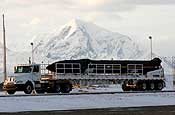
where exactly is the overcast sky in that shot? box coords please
[0,0,175,56]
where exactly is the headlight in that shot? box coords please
[11,77,16,82]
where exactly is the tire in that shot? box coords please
[122,84,130,91]
[156,82,164,90]
[136,81,142,91]
[122,80,130,91]
[61,84,72,93]
[24,82,33,94]
[141,82,147,91]
[54,84,61,93]
[149,82,155,90]
[7,90,16,95]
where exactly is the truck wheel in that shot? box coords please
[141,82,147,91]
[122,84,130,91]
[54,84,61,93]
[156,82,164,90]
[61,84,72,93]
[136,81,142,91]
[122,80,130,91]
[149,82,155,90]
[24,82,33,94]
[7,90,16,95]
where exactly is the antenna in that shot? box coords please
[2,14,7,83]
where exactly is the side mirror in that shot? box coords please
[14,67,17,73]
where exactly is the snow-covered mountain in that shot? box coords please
[33,19,143,62]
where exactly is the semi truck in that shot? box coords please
[3,58,165,94]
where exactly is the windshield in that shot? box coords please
[15,66,32,73]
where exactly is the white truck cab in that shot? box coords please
[3,63,73,95]
[3,64,41,94]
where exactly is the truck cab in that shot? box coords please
[3,64,41,94]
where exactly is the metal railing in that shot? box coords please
[55,63,81,75]
[127,64,143,76]
[88,64,121,75]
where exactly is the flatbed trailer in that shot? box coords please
[38,58,165,93]
[3,58,165,94]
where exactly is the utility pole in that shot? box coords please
[2,14,7,83]
[149,36,152,60]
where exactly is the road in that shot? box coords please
[1,105,175,115]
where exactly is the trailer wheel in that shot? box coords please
[24,82,33,94]
[156,81,164,90]
[149,82,155,90]
[61,84,72,93]
[7,90,16,95]
[136,81,142,91]
[54,84,61,93]
[141,82,147,91]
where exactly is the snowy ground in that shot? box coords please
[1,92,175,112]
[0,83,175,113]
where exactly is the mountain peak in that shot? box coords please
[64,18,86,29]
[56,19,96,41]
[69,18,84,25]
[33,19,143,61]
